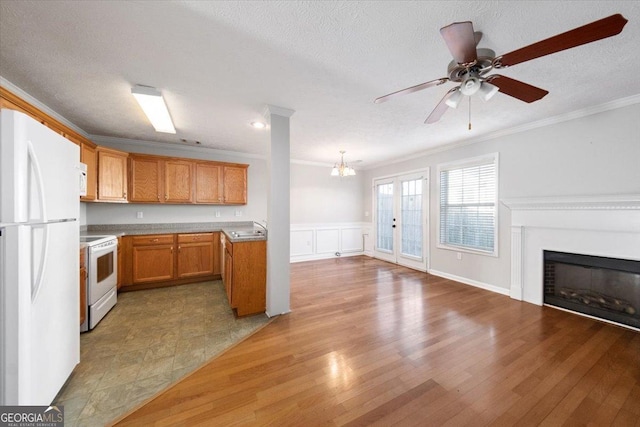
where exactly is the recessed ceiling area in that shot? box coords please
[0,1,638,168]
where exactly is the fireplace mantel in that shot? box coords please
[502,194,640,211]
[502,194,640,306]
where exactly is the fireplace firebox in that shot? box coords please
[543,251,640,329]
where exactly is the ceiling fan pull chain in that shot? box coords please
[468,96,472,130]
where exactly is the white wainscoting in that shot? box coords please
[290,223,367,262]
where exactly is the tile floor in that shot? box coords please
[53,280,270,426]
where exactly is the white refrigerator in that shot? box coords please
[0,109,80,405]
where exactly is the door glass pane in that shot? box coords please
[401,178,422,258]
[376,183,394,252]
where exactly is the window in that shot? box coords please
[438,153,498,256]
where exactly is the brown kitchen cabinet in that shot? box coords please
[97,147,128,202]
[177,233,214,278]
[128,155,161,202]
[80,142,97,201]
[223,165,248,205]
[131,234,175,284]
[129,155,194,204]
[80,246,87,326]
[221,233,266,316]
[120,231,221,290]
[195,163,223,204]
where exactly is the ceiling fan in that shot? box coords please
[374,14,628,125]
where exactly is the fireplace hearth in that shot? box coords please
[544,251,640,329]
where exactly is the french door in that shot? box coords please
[373,170,429,271]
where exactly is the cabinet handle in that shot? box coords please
[165,194,168,200]
[178,246,181,252]
[157,194,160,201]
[151,238,159,242]
[123,192,127,198]
[193,236,200,240]
[171,247,173,253]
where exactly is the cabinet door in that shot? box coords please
[195,163,223,204]
[80,143,97,201]
[129,156,162,202]
[98,149,128,201]
[165,160,194,203]
[223,166,247,204]
[224,249,234,306]
[177,242,214,278]
[132,245,174,283]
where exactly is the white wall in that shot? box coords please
[85,139,268,225]
[290,162,363,224]
[362,102,640,292]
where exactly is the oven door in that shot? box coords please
[88,239,117,305]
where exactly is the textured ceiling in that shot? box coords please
[1,1,639,168]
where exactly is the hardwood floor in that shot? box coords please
[113,256,640,426]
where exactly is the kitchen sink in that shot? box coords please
[230,230,265,238]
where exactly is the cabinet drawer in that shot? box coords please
[132,234,174,246]
[178,232,213,243]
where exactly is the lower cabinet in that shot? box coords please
[121,232,220,290]
[221,233,266,316]
[177,233,215,278]
[132,235,175,283]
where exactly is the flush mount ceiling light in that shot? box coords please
[131,85,176,134]
[250,121,266,129]
[331,151,356,177]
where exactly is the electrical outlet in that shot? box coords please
[136,211,143,219]
[215,211,221,218]
[457,252,462,260]
[235,210,242,217]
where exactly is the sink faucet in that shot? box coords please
[253,221,267,232]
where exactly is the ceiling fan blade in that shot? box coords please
[486,75,548,103]
[425,88,458,124]
[474,31,483,46]
[374,78,448,104]
[496,14,628,68]
[440,21,478,64]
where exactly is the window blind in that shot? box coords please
[439,157,497,253]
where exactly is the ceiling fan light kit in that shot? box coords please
[375,14,628,126]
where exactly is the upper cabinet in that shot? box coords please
[165,159,194,203]
[195,163,223,204]
[129,154,247,205]
[97,147,128,202]
[129,155,194,204]
[80,142,97,201]
[223,165,248,205]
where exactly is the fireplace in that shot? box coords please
[543,251,640,329]
[503,194,640,330]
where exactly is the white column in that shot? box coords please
[264,105,294,316]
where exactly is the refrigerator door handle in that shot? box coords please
[30,224,49,302]
[27,141,48,222]
[26,142,49,301]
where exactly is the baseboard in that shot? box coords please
[428,269,510,296]
[290,251,365,263]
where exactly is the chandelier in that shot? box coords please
[331,151,356,177]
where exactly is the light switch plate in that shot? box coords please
[136,211,143,219]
